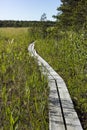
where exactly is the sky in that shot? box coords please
[0,0,61,21]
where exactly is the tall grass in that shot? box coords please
[0,28,49,130]
[35,31,87,130]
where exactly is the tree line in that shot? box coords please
[0,20,55,28]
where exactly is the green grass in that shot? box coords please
[0,28,49,130]
[35,31,87,130]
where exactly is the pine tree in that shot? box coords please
[55,0,79,28]
[73,0,87,30]
[54,0,87,30]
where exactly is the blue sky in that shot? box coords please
[0,0,61,21]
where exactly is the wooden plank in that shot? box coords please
[56,78,83,130]
[34,51,66,129]
[48,80,65,130]
[28,43,66,129]
[28,42,83,130]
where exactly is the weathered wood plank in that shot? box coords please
[56,78,83,130]
[28,42,83,130]
[28,43,66,129]
[49,80,65,130]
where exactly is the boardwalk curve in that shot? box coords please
[28,42,83,130]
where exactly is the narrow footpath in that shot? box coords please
[28,42,83,130]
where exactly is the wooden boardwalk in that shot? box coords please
[28,42,83,130]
